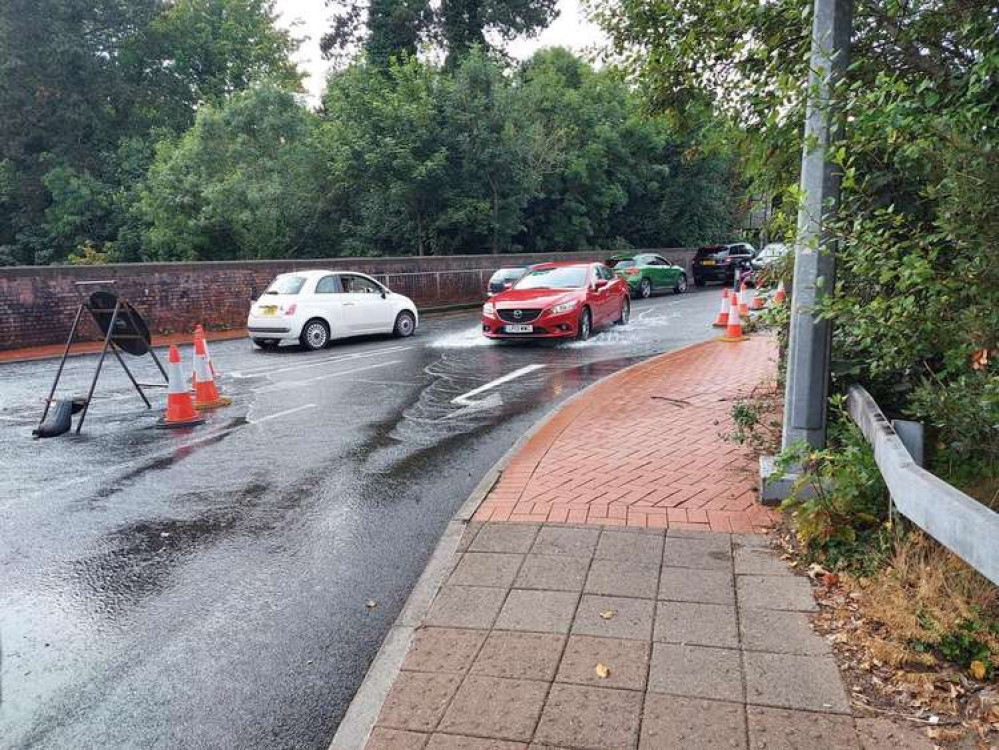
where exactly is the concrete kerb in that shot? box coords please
[328,336,723,750]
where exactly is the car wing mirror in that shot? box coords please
[594,279,609,290]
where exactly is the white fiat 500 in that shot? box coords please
[247,270,419,350]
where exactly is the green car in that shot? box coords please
[607,253,688,299]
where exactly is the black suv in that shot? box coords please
[487,266,532,295]
[692,243,756,287]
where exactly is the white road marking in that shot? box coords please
[250,360,404,394]
[248,403,314,424]
[230,345,413,378]
[451,364,547,406]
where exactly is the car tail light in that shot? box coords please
[623,268,640,276]
[283,303,297,315]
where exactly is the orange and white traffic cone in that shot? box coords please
[738,281,749,317]
[774,280,787,305]
[751,286,765,310]
[720,300,749,342]
[193,337,231,410]
[158,345,205,428]
[712,290,731,328]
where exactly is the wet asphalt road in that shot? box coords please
[0,288,719,749]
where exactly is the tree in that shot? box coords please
[320,0,558,67]
[0,0,301,265]
[138,86,330,261]
[321,58,451,256]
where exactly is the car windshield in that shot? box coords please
[265,275,306,295]
[760,244,786,259]
[515,266,588,290]
[695,247,726,259]
[612,259,636,269]
[490,269,523,283]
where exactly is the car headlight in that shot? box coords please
[550,300,578,315]
[483,301,496,315]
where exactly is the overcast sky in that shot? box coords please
[273,0,608,102]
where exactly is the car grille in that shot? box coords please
[497,308,542,323]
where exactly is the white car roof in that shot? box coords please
[274,269,375,279]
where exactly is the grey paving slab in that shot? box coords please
[648,643,744,703]
[555,635,649,691]
[366,727,431,749]
[428,736,527,750]
[402,628,488,674]
[534,683,642,750]
[663,537,733,570]
[470,524,540,553]
[439,675,548,742]
[571,595,655,641]
[456,523,483,553]
[731,533,772,549]
[449,552,525,588]
[747,706,860,749]
[739,609,831,656]
[376,672,464,732]
[514,554,590,591]
[425,586,508,630]
[531,526,601,557]
[743,652,851,714]
[584,559,659,599]
[640,694,747,749]
[737,575,818,612]
[594,530,664,565]
[494,589,579,634]
[471,631,565,681]
[666,530,733,552]
[734,547,794,576]
[654,601,739,648]
[658,566,735,605]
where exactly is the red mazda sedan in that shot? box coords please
[482,262,630,341]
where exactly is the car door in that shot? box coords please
[313,274,346,336]
[338,274,396,334]
[593,265,617,323]
[652,255,681,286]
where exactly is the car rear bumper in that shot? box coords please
[693,266,732,282]
[246,314,301,340]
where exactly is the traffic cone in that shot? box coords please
[751,286,765,311]
[738,281,749,317]
[158,345,205,429]
[774,280,787,305]
[191,325,218,387]
[720,300,749,342]
[712,290,731,328]
[193,337,231,410]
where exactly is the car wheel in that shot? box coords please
[252,338,279,350]
[638,277,653,299]
[299,319,330,351]
[393,310,416,338]
[673,274,688,295]
[615,297,630,325]
[694,276,706,287]
[576,307,592,341]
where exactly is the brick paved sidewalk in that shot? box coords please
[473,337,779,532]
[364,523,874,750]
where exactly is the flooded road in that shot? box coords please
[0,289,719,749]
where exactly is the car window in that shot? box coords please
[490,268,524,283]
[612,259,636,269]
[516,266,589,290]
[265,275,306,295]
[653,256,671,266]
[315,275,342,294]
[695,246,725,260]
[340,274,382,294]
[597,265,614,281]
[635,254,656,266]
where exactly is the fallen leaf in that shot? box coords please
[595,663,610,678]
[970,661,987,681]
[599,609,616,620]
[365,600,377,609]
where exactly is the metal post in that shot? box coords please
[75,301,121,434]
[782,0,853,450]
[37,303,85,428]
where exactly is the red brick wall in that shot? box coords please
[0,249,695,351]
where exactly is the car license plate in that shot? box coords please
[261,306,278,316]
[505,324,533,334]
[701,260,716,266]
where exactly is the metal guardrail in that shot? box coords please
[846,384,999,585]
